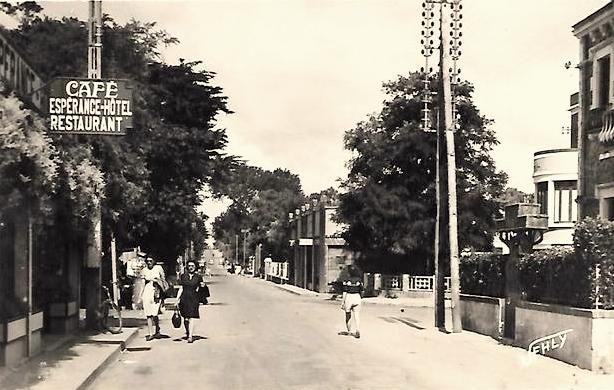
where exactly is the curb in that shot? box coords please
[272,283,320,297]
[76,327,140,390]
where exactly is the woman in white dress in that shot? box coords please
[140,257,166,341]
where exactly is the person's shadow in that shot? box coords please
[172,335,208,342]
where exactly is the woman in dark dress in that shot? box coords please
[175,260,204,343]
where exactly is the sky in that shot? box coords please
[1,0,609,220]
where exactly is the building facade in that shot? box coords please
[573,3,614,220]
[289,200,353,293]
[532,148,578,247]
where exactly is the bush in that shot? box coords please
[460,252,506,298]
[459,218,614,309]
[519,246,592,308]
[574,218,614,309]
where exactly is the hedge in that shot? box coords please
[460,218,614,309]
[460,252,506,298]
[518,246,592,308]
[573,217,614,309]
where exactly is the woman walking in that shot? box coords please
[339,265,364,339]
[140,257,166,341]
[175,260,205,343]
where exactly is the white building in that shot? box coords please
[532,149,578,248]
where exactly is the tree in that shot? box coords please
[338,72,507,274]
[213,166,305,261]
[498,187,532,206]
[3,5,235,267]
[0,93,57,215]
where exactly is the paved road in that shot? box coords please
[90,270,613,390]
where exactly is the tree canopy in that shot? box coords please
[338,72,507,274]
[212,165,305,262]
[1,3,236,265]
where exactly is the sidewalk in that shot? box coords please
[0,314,141,390]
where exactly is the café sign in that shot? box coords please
[47,78,133,135]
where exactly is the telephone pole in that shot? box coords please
[84,0,103,330]
[421,0,463,333]
[88,0,102,79]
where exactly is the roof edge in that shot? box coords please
[573,2,612,32]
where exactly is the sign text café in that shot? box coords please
[47,78,133,135]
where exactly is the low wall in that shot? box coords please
[1,311,44,367]
[515,301,614,373]
[460,294,504,340]
[48,301,79,334]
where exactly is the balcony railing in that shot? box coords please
[381,275,451,292]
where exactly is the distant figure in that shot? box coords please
[338,265,364,339]
[175,260,204,343]
[140,257,166,341]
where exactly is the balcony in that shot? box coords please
[587,107,605,133]
[599,109,614,144]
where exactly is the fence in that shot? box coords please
[264,260,289,283]
[380,275,451,292]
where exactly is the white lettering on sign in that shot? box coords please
[48,78,132,135]
[528,329,573,355]
[65,80,119,98]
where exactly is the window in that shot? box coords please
[536,182,548,215]
[554,181,577,223]
[598,56,610,107]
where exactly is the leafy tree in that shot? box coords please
[3,4,235,267]
[0,1,42,28]
[0,93,57,215]
[213,166,305,262]
[498,187,532,206]
[338,72,507,274]
[308,187,339,204]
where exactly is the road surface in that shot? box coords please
[90,269,613,390]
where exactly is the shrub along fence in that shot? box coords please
[460,217,614,309]
[459,218,614,373]
[460,252,505,298]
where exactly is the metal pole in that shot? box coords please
[235,234,238,265]
[26,212,33,357]
[440,1,462,333]
[110,233,122,330]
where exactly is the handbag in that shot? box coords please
[157,278,173,299]
[199,284,210,304]
[172,308,182,328]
